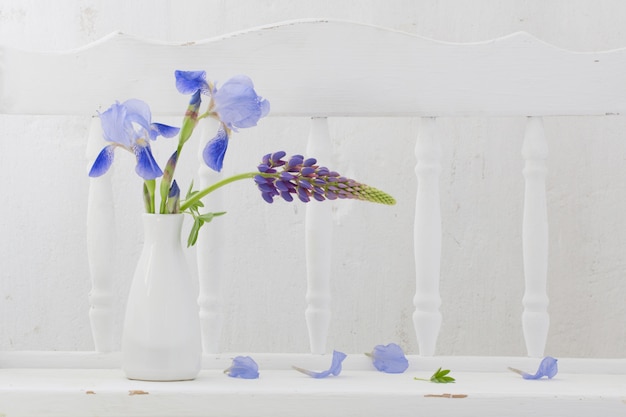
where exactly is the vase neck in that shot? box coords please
[141,213,184,244]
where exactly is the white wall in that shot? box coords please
[0,0,625,358]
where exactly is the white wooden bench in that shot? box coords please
[0,19,624,416]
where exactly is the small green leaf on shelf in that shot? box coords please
[414,367,456,383]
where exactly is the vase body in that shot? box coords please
[121,214,202,381]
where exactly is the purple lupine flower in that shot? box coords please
[254,152,396,205]
[508,356,558,380]
[366,343,409,373]
[292,350,347,378]
[224,356,260,379]
[174,70,269,172]
[89,99,179,180]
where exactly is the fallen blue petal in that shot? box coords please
[202,126,229,172]
[224,356,259,379]
[523,356,558,379]
[509,356,558,380]
[367,343,409,374]
[293,350,347,378]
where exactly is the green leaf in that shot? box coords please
[198,211,226,222]
[432,375,455,383]
[185,211,227,247]
[182,183,205,214]
[413,367,456,384]
[187,218,202,247]
[185,181,195,199]
[430,367,455,383]
[143,180,156,213]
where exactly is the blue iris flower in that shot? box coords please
[367,343,410,373]
[292,350,347,378]
[509,356,558,380]
[212,75,271,131]
[224,356,259,379]
[88,99,179,180]
[174,70,270,172]
[174,70,211,95]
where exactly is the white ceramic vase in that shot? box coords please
[121,213,202,381]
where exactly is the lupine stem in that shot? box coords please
[179,172,262,212]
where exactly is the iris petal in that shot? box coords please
[99,102,132,147]
[368,343,409,374]
[175,70,209,94]
[202,126,229,172]
[123,98,153,130]
[225,356,259,379]
[260,98,270,118]
[150,122,180,140]
[89,145,116,177]
[509,356,558,380]
[293,350,347,378]
[134,145,163,180]
[523,356,558,380]
[189,90,202,107]
[213,75,269,130]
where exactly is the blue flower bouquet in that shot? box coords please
[88,70,395,246]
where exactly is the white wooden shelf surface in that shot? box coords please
[0,353,624,417]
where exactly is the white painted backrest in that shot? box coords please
[2,19,626,356]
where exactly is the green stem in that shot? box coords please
[158,98,206,214]
[159,143,184,214]
[180,171,261,212]
[143,179,156,214]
